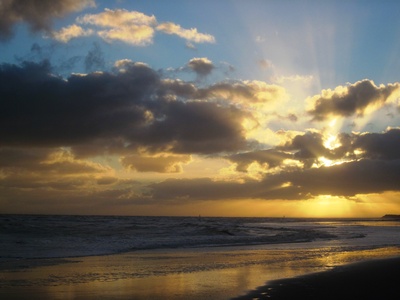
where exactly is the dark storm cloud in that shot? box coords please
[0,60,156,147]
[147,158,400,202]
[353,128,400,160]
[0,0,95,41]
[0,147,50,169]
[288,159,400,197]
[135,100,249,154]
[281,131,327,159]
[0,60,252,155]
[308,80,400,121]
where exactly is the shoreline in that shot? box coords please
[233,256,400,300]
[1,246,399,299]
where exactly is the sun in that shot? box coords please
[299,195,353,217]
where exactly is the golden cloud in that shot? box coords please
[156,22,215,43]
[50,8,215,46]
[51,24,93,43]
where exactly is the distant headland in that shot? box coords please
[382,214,400,220]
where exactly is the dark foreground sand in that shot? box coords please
[234,256,400,300]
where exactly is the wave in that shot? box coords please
[1,215,398,260]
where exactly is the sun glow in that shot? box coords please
[299,195,353,217]
[323,134,341,150]
[316,156,350,168]
[318,156,335,167]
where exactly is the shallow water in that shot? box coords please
[1,245,399,300]
[1,215,400,299]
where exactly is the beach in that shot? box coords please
[1,246,399,300]
[2,215,400,299]
[235,256,400,300]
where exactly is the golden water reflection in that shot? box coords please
[1,246,399,300]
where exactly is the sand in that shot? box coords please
[1,248,399,300]
[234,256,400,300]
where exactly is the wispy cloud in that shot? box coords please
[50,8,215,46]
[156,22,215,43]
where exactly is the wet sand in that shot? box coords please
[1,248,399,300]
[234,256,400,300]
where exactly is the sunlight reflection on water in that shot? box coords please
[1,246,399,300]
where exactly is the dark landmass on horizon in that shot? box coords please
[382,214,400,219]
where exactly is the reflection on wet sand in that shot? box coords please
[1,246,399,300]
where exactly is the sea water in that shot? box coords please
[1,215,400,299]
[1,215,399,260]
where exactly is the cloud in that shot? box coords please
[196,81,287,106]
[287,159,400,197]
[156,22,215,43]
[76,8,156,46]
[84,42,105,72]
[227,150,293,172]
[187,57,214,77]
[0,60,155,147]
[143,128,400,202]
[135,100,250,154]
[0,147,109,175]
[280,131,329,160]
[147,178,254,201]
[258,59,273,69]
[0,60,266,156]
[185,42,197,50]
[77,8,157,27]
[121,154,192,173]
[279,113,298,122]
[146,157,400,202]
[307,80,400,121]
[51,24,93,43]
[0,0,95,41]
[98,25,154,46]
[353,128,400,160]
[50,8,215,46]
[2,57,400,208]
[276,127,400,167]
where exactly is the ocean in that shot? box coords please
[2,215,400,260]
[1,215,400,299]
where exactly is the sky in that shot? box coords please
[1,0,400,217]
